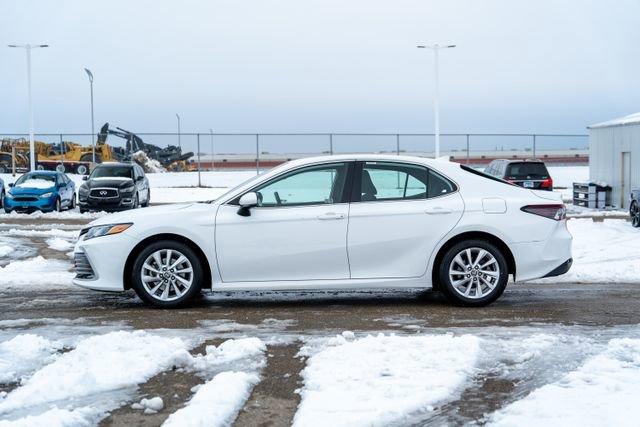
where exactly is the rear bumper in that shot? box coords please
[542,258,573,278]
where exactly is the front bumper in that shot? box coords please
[72,232,137,291]
[4,195,56,213]
[78,193,135,212]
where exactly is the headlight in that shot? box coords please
[121,185,135,193]
[81,223,133,240]
[40,192,53,198]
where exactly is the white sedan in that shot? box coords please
[73,155,572,307]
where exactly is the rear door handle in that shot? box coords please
[425,207,452,215]
[317,212,346,220]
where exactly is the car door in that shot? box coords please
[347,161,464,279]
[136,165,149,202]
[56,174,69,205]
[215,161,353,283]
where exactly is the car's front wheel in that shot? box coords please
[631,201,640,228]
[438,240,509,307]
[131,240,203,308]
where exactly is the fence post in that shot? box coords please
[60,134,64,163]
[329,134,333,155]
[256,134,260,174]
[396,134,400,155]
[532,134,536,158]
[466,134,470,164]
[197,134,202,187]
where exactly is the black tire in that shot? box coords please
[55,198,62,212]
[133,193,140,209]
[131,240,204,308]
[70,193,76,210]
[142,190,150,207]
[0,190,4,209]
[631,201,640,228]
[79,207,87,213]
[80,153,102,164]
[438,239,509,307]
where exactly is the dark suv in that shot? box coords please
[484,159,553,191]
[78,162,150,212]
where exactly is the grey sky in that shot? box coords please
[1,0,639,136]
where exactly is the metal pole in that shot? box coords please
[60,133,64,163]
[396,134,400,155]
[533,134,537,158]
[197,134,202,187]
[466,134,470,164]
[256,134,260,174]
[176,114,181,149]
[329,134,333,155]
[209,129,214,171]
[26,45,35,171]
[11,145,16,177]
[90,78,95,163]
[434,47,440,159]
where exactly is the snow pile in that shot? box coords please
[45,237,75,252]
[163,371,260,427]
[0,257,73,290]
[0,330,193,417]
[0,406,100,427]
[0,334,63,384]
[132,150,165,173]
[293,332,480,427]
[535,218,640,284]
[15,179,54,190]
[5,209,107,220]
[132,396,164,414]
[190,337,266,373]
[0,228,79,239]
[490,338,640,426]
[0,245,12,258]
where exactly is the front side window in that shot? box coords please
[254,162,349,207]
[358,162,456,202]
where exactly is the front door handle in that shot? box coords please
[425,207,452,215]
[317,212,346,220]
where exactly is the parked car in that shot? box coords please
[3,171,76,213]
[78,162,150,213]
[630,189,640,227]
[73,155,572,308]
[485,159,553,191]
[0,176,5,210]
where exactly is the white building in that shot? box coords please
[588,112,640,209]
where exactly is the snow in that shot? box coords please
[490,338,640,427]
[0,406,100,427]
[163,371,260,427]
[293,333,480,427]
[0,334,62,384]
[534,219,640,284]
[0,330,193,419]
[189,337,266,374]
[589,111,640,128]
[0,228,79,239]
[45,237,75,252]
[131,396,164,414]
[0,245,13,257]
[0,257,74,290]
[14,179,54,190]
[3,209,107,220]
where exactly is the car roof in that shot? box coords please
[26,171,59,176]
[95,162,134,168]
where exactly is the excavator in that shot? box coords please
[97,123,194,171]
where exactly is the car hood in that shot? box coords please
[88,203,213,227]
[82,177,135,189]
[9,185,56,195]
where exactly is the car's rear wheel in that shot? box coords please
[131,240,203,308]
[631,201,640,228]
[438,240,508,306]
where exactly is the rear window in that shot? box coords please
[460,165,515,186]
[505,162,549,180]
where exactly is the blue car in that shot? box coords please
[0,176,5,210]
[4,171,76,214]
[631,189,640,228]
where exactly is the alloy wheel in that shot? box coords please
[140,249,194,302]
[448,247,500,299]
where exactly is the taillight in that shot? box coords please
[521,204,566,220]
[540,177,553,188]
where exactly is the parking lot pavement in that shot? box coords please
[2,216,640,426]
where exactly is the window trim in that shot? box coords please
[351,160,459,204]
[229,161,355,208]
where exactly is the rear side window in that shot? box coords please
[460,164,515,186]
[505,162,549,180]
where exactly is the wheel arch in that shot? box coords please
[430,231,516,290]
[123,233,212,291]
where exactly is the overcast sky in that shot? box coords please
[1,0,639,136]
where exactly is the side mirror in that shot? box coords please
[8,183,14,188]
[136,175,144,182]
[82,176,88,181]
[237,192,258,216]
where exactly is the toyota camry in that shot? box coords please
[72,155,572,307]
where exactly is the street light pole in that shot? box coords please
[176,113,181,149]
[417,43,455,159]
[209,128,214,171]
[8,43,49,171]
[84,68,96,163]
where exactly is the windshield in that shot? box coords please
[505,162,549,180]
[90,166,133,179]
[14,174,56,188]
